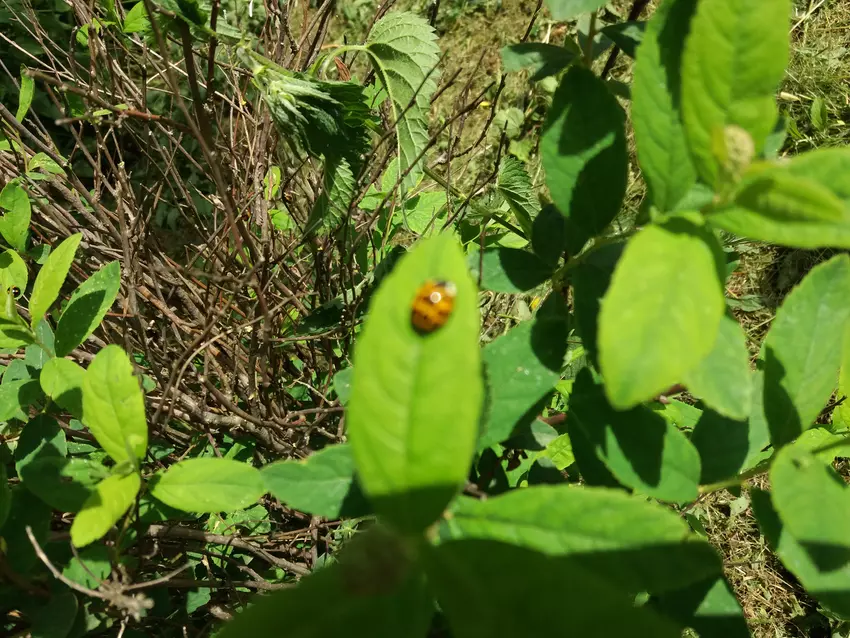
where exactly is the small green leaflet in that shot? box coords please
[0,182,31,253]
[29,233,82,328]
[15,66,34,123]
[54,260,121,357]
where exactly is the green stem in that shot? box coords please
[583,12,598,66]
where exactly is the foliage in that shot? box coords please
[1,0,850,635]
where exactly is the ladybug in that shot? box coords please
[411,280,456,334]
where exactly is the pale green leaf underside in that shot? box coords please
[365,12,440,192]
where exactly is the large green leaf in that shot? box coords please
[150,458,265,513]
[40,356,85,419]
[261,444,369,518]
[762,255,850,446]
[0,182,31,253]
[771,445,850,571]
[785,147,850,206]
[572,242,623,368]
[82,344,147,464]
[479,294,568,449]
[468,246,553,293]
[631,0,698,211]
[441,485,720,594]
[29,233,82,328]
[680,0,790,185]
[218,527,432,638]
[497,157,540,237]
[54,260,121,357]
[364,12,439,191]
[541,66,627,248]
[690,408,756,485]
[425,539,681,637]
[682,313,752,420]
[501,42,578,81]
[31,592,78,638]
[70,472,140,547]
[3,486,51,573]
[569,369,701,503]
[598,216,725,409]
[20,456,106,512]
[531,204,569,266]
[14,414,66,477]
[752,488,850,618]
[347,234,483,533]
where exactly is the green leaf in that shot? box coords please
[41,357,85,418]
[305,156,355,235]
[149,458,265,512]
[426,539,681,637]
[82,344,147,464]
[752,488,850,618]
[0,249,28,293]
[0,317,34,349]
[15,67,34,123]
[28,152,65,175]
[0,379,42,421]
[71,472,140,547]
[347,234,483,533]
[598,217,725,409]
[29,233,82,328]
[498,157,540,237]
[600,21,645,59]
[0,181,31,253]
[333,367,354,405]
[14,414,66,477]
[441,485,721,594]
[468,247,553,293]
[786,148,850,207]
[631,0,698,211]
[569,369,701,503]
[541,66,627,247]
[31,593,78,638]
[762,255,850,446]
[531,204,568,266]
[572,242,623,368]
[691,408,755,485]
[54,261,120,357]
[680,0,790,185]
[3,486,51,573]
[364,12,440,191]
[501,42,578,81]
[772,445,850,572]
[652,577,749,637]
[218,529,432,638]
[0,464,10,530]
[546,0,609,21]
[810,96,828,132]
[682,313,752,420]
[62,545,111,588]
[479,295,568,449]
[20,456,105,512]
[123,1,150,33]
[261,444,369,518]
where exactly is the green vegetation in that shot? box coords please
[2,0,850,636]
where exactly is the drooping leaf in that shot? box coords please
[82,344,147,464]
[497,157,540,237]
[40,356,85,418]
[29,233,82,328]
[569,369,701,504]
[441,485,721,594]
[305,156,356,236]
[501,42,579,81]
[54,261,121,357]
[680,0,790,186]
[541,66,627,249]
[15,66,34,122]
[71,472,141,547]
[598,216,725,409]
[631,0,698,211]
[479,295,568,449]
[546,0,609,21]
[261,444,369,518]
[0,181,31,253]
[347,234,483,533]
[682,313,752,420]
[752,488,850,618]
[468,247,553,293]
[762,255,850,446]
[771,444,850,572]
[364,12,440,191]
[425,539,681,638]
[149,458,265,512]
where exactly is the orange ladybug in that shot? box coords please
[411,280,456,334]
